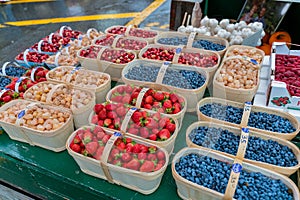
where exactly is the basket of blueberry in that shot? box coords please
[197,97,300,140]
[186,121,300,176]
[154,31,229,57]
[122,59,209,112]
[172,147,299,200]
[1,62,27,78]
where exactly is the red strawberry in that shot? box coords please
[140,160,155,172]
[96,131,105,140]
[73,135,81,144]
[139,145,148,153]
[112,159,122,167]
[121,152,132,162]
[163,99,172,109]
[83,131,93,143]
[105,103,117,111]
[117,142,126,151]
[122,94,131,104]
[154,163,163,171]
[138,152,147,160]
[140,127,149,138]
[115,106,127,116]
[115,86,124,94]
[143,103,152,110]
[132,144,141,153]
[131,91,139,99]
[98,109,107,120]
[148,134,157,141]
[152,112,161,121]
[165,122,176,133]
[93,126,103,134]
[111,95,123,102]
[102,134,111,144]
[103,118,112,127]
[126,159,140,171]
[107,111,117,119]
[108,124,115,129]
[110,148,120,159]
[169,93,179,103]
[70,142,81,153]
[94,104,104,113]
[156,151,165,160]
[97,120,104,126]
[2,96,12,102]
[94,146,105,160]
[131,111,143,123]
[158,129,171,140]
[128,127,139,135]
[144,95,153,105]
[158,117,170,128]
[125,138,132,144]
[85,141,98,155]
[149,146,157,153]
[124,85,134,93]
[158,160,165,165]
[147,153,157,161]
[145,118,158,129]
[125,143,134,152]
[152,101,162,108]
[172,106,181,114]
[91,115,99,124]
[153,92,164,101]
[113,117,121,129]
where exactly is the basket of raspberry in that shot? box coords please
[66,125,168,194]
[0,99,73,152]
[93,34,148,54]
[213,56,260,103]
[139,44,220,85]
[23,81,95,129]
[105,25,158,43]
[186,121,300,176]
[122,59,208,112]
[46,66,111,104]
[172,147,299,200]
[154,31,229,57]
[77,45,136,81]
[197,97,300,140]
[106,84,187,130]
[89,102,179,155]
[15,49,49,68]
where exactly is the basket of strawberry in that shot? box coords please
[66,125,168,194]
[5,77,36,93]
[106,84,186,129]
[15,49,49,68]
[24,66,49,82]
[0,88,22,107]
[89,102,179,154]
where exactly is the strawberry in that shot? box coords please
[70,142,81,153]
[94,104,104,113]
[115,106,127,116]
[122,94,131,104]
[131,91,139,99]
[152,101,162,108]
[169,93,179,103]
[97,120,104,126]
[126,159,140,171]
[165,122,176,133]
[83,131,93,143]
[94,146,105,160]
[140,160,155,172]
[107,111,117,119]
[172,106,181,114]
[156,151,165,160]
[139,145,148,153]
[131,111,143,123]
[144,95,153,105]
[85,141,98,155]
[108,124,115,129]
[163,99,172,109]
[158,129,171,140]
[112,159,122,167]
[148,146,157,153]
[91,115,99,124]
[125,143,133,153]
[110,148,120,159]
[2,96,12,103]
[138,152,147,160]
[73,135,81,144]
[121,152,132,162]
[158,160,165,165]
[147,154,157,162]
[141,111,148,118]
[111,95,123,102]
[152,112,161,121]
[102,134,111,144]
[103,118,112,127]
[143,104,152,110]
[125,138,132,144]
[105,103,117,111]
[98,109,107,120]
[117,142,126,151]
[159,117,170,128]
[117,86,125,94]
[96,131,105,140]
[128,127,139,135]
[76,129,85,139]
[140,127,149,138]
[124,85,134,93]
[113,117,121,129]
[132,144,141,153]
[154,163,163,171]
[148,134,157,141]
[145,118,158,129]
[93,126,103,134]
[153,92,164,101]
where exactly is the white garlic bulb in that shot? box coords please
[200,16,210,27]
[219,19,230,29]
[226,24,235,32]
[209,18,218,28]
[213,25,221,34]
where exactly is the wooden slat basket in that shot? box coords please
[186,121,300,176]
[172,147,300,200]
[197,97,300,140]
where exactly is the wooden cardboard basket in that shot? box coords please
[0,99,74,152]
[46,66,111,104]
[122,59,209,112]
[66,125,169,195]
[197,97,300,140]
[172,147,300,200]
[186,121,300,176]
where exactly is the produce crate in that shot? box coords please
[23,81,95,129]
[106,84,187,130]
[186,121,300,176]
[197,97,300,140]
[104,25,158,43]
[66,125,169,194]
[88,102,179,155]
[154,31,229,57]
[0,99,74,152]
[122,59,208,112]
[138,44,220,85]
[15,49,50,68]
[172,148,299,200]
[213,56,260,103]
[46,66,111,104]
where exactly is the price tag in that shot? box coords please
[172,45,184,64]
[135,87,150,108]
[120,107,138,132]
[223,159,243,200]
[236,127,250,160]
[187,32,197,48]
[15,102,38,126]
[155,61,170,84]
[240,101,252,127]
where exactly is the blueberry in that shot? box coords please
[0,76,12,89]
[3,65,26,77]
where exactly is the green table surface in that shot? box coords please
[0,88,299,200]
